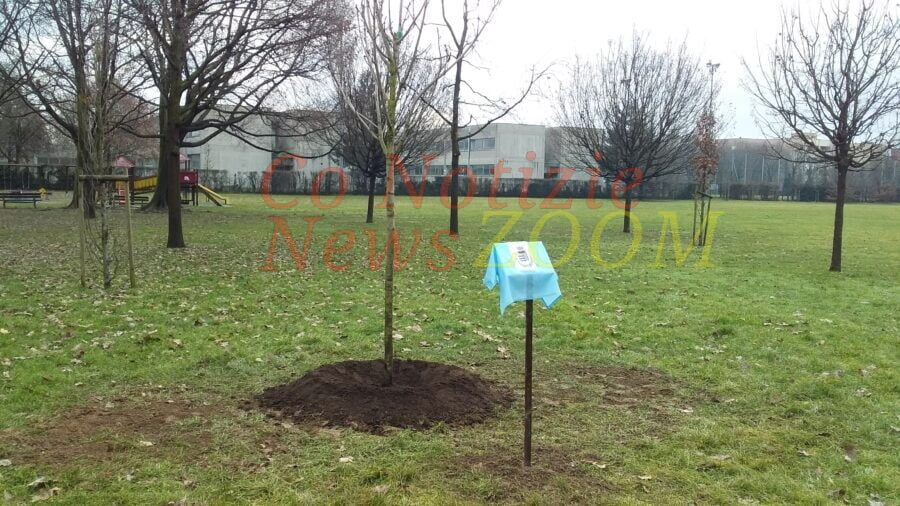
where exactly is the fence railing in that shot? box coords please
[3,164,897,203]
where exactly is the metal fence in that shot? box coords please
[0,164,76,192]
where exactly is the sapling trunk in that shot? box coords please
[381,33,401,386]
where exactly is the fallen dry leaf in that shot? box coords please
[842,444,858,462]
[27,477,51,490]
[30,487,61,502]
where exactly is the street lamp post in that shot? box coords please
[705,61,719,110]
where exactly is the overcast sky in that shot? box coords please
[462,0,819,139]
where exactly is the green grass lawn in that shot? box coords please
[0,194,898,504]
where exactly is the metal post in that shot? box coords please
[524,299,534,467]
[124,180,136,289]
[78,180,86,288]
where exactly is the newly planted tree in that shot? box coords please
[744,0,900,272]
[692,62,722,246]
[331,0,452,384]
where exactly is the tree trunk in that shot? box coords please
[366,174,376,224]
[448,48,464,237]
[66,149,84,212]
[623,186,633,233]
[144,96,169,210]
[830,167,848,272]
[67,67,95,218]
[164,121,184,248]
[162,79,185,248]
[161,16,186,248]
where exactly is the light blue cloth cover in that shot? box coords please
[483,241,562,314]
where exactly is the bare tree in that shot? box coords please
[692,62,723,246]
[0,95,49,163]
[556,34,708,232]
[432,0,544,236]
[126,0,346,248]
[0,0,30,106]
[330,70,444,223]
[744,0,900,272]
[2,0,149,213]
[331,0,452,385]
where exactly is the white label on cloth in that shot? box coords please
[507,242,536,271]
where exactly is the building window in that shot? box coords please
[470,138,495,151]
[273,154,293,171]
[188,154,201,170]
[458,139,469,151]
[472,164,494,177]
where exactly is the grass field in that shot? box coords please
[0,194,898,504]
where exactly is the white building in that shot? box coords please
[422,123,547,179]
[182,114,601,190]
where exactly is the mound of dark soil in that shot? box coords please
[253,360,513,432]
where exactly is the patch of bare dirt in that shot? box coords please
[548,364,698,411]
[250,360,513,433]
[446,445,612,501]
[588,366,682,407]
[0,397,217,466]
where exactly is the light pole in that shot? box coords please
[705,61,719,111]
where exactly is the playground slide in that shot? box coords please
[197,184,227,206]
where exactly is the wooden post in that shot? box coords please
[124,182,136,289]
[702,196,712,247]
[692,194,698,243]
[524,299,534,467]
[78,180,86,288]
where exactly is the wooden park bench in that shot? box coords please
[113,193,149,206]
[0,191,41,208]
